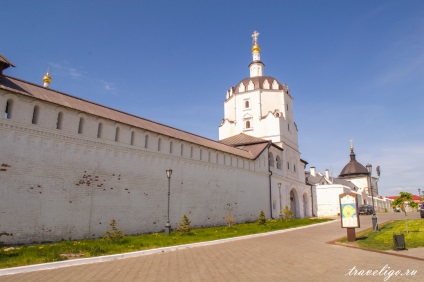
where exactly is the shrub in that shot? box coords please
[225,211,235,227]
[280,205,294,220]
[257,210,266,225]
[177,214,192,234]
[103,219,123,243]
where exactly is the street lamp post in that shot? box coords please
[165,169,172,236]
[418,188,421,198]
[278,183,282,216]
[366,164,378,232]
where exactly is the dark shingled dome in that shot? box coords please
[339,150,369,178]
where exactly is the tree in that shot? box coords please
[177,214,192,234]
[257,210,266,225]
[103,219,123,242]
[280,205,294,220]
[392,192,418,233]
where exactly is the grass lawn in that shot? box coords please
[0,218,331,269]
[344,219,424,250]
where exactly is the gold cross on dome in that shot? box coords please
[252,31,260,44]
[349,139,354,150]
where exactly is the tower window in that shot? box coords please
[245,100,250,108]
[287,104,289,111]
[56,112,63,130]
[245,120,251,129]
[190,146,193,158]
[269,152,274,167]
[287,162,290,170]
[170,141,173,154]
[276,156,281,169]
[32,106,40,124]
[180,143,184,156]
[288,123,290,131]
[4,99,13,119]
[158,138,162,151]
[294,164,296,172]
[200,149,203,160]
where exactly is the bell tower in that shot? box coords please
[219,31,299,151]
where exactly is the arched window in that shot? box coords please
[170,142,173,154]
[276,156,281,169]
[287,162,290,170]
[190,146,193,158]
[288,123,290,131]
[78,117,84,134]
[32,105,40,124]
[269,152,274,167]
[245,100,249,108]
[115,127,120,142]
[294,164,296,172]
[130,131,135,145]
[208,151,211,162]
[158,138,161,151]
[144,135,149,148]
[216,153,219,163]
[97,123,103,138]
[245,120,251,129]
[200,149,203,160]
[56,112,63,130]
[4,99,13,119]
[180,143,184,156]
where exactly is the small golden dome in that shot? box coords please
[43,72,51,83]
[252,44,260,52]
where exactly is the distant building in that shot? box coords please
[307,146,393,217]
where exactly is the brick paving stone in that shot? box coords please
[1,212,423,282]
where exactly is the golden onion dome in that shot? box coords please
[252,44,260,52]
[43,72,52,83]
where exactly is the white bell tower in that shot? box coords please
[219,31,299,151]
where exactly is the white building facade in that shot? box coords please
[0,32,311,244]
[307,147,393,217]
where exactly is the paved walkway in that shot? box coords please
[1,213,423,281]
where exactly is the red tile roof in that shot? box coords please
[1,75,260,159]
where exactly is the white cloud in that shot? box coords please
[49,62,86,80]
[99,80,115,92]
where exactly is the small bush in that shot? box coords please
[280,205,294,220]
[257,210,266,225]
[225,212,235,227]
[177,214,192,234]
[103,219,123,243]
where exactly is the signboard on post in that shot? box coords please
[339,193,360,242]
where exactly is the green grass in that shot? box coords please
[0,218,330,269]
[343,220,424,250]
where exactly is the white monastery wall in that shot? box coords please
[314,185,350,217]
[0,92,271,244]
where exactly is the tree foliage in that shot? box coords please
[392,192,418,233]
[177,214,192,234]
[257,210,266,225]
[103,219,123,242]
[280,205,294,220]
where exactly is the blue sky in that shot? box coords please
[2,1,424,197]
